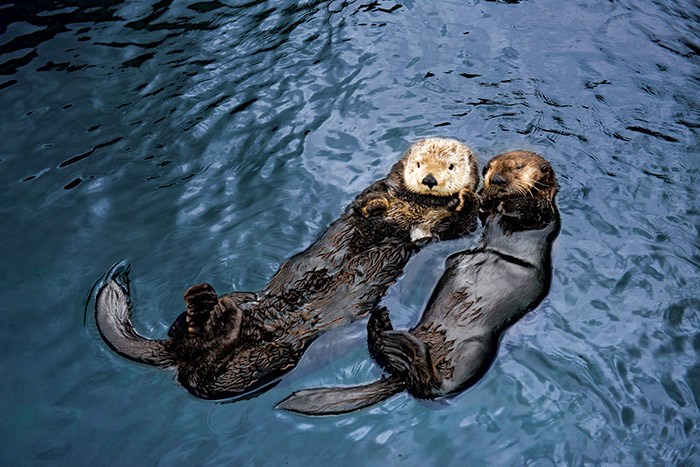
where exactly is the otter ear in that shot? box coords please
[539,163,551,173]
[482,165,489,176]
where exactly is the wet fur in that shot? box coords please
[277,150,560,415]
[95,138,480,400]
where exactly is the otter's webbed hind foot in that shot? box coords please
[368,305,394,371]
[170,286,246,344]
[185,283,220,335]
[168,283,218,339]
[376,330,442,399]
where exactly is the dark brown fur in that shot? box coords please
[95,141,480,400]
[277,150,560,415]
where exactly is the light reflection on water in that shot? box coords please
[0,0,697,464]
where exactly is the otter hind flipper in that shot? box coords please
[367,305,395,371]
[209,295,244,343]
[183,283,218,335]
[171,284,247,342]
[378,330,442,399]
[168,282,218,339]
[95,278,172,367]
[276,376,404,416]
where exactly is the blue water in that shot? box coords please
[1,0,698,464]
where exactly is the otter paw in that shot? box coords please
[369,305,393,333]
[184,283,218,335]
[449,188,476,212]
[184,283,217,305]
[368,305,395,369]
[498,199,526,219]
[360,197,389,218]
[447,197,460,211]
[207,296,243,343]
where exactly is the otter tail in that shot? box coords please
[95,264,173,367]
[276,375,404,416]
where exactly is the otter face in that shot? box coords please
[481,150,558,202]
[402,138,477,196]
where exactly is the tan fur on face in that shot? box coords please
[482,150,558,202]
[402,138,477,196]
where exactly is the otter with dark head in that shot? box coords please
[95,138,480,400]
[480,150,559,228]
[277,150,560,415]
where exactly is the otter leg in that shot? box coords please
[167,283,217,338]
[367,305,394,371]
[379,331,442,399]
[206,296,243,344]
[184,283,219,335]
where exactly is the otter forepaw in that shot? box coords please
[497,199,529,219]
[360,197,389,218]
[449,188,477,212]
[447,193,463,211]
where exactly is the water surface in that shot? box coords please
[1,0,698,464]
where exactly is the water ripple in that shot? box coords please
[0,0,698,465]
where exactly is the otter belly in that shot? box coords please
[412,249,546,395]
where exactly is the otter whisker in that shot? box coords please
[528,184,543,197]
[515,182,529,197]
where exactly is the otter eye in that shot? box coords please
[416,162,421,168]
[515,164,525,170]
[448,164,454,170]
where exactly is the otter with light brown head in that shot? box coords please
[277,150,560,415]
[95,138,480,400]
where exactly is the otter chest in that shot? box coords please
[384,197,451,241]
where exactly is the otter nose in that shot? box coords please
[490,174,507,186]
[421,174,438,189]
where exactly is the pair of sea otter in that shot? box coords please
[95,138,560,413]
[278,150,560,414]
[95,138,480,399]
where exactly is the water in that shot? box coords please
[1,0,697,464]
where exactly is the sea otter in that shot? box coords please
[95,138,480,400]
[277,150,560,415]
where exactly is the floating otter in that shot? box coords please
[95,138,480,400]
[277,150,560,415]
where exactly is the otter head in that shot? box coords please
[481,150,558,204]
[402,137,478,196]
